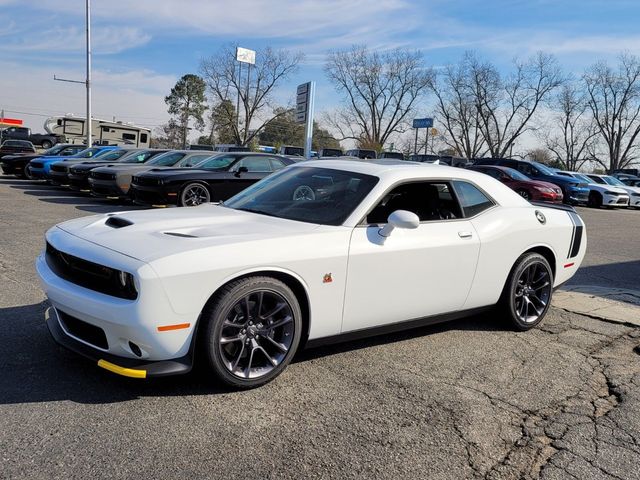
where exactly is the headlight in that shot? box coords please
[117,270,138,297]
[604,190,619,195]
[534,186,554,194]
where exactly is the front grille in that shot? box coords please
[51,164,68,173]
[69,167,88,175]
[45,242,137,300]
[617,197,629,204]
[132,176,161,186]
[31,161,44,168]
[90,171,116,180]
[57,309,108,349]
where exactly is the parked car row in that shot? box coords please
[470,158,640,209]
[1,146,297,207]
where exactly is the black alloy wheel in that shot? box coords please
[201,276,302,389]
[500,252,553,331]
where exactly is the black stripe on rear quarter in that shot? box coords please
[567,212,576,258]
[568,212,583,258]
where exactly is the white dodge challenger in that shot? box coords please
[37,160,586,388]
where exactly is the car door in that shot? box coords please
[341,180,482,332]
[224,155,273,193]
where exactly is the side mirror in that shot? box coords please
[378,210,420,237]
[234,166,249,177]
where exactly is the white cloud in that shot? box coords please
[0,60,174,131]
[0,25,150,55]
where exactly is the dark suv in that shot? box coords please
[473,158,590,205]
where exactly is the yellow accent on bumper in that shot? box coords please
[97,359,147,379]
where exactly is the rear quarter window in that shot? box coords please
[453,181,495,217]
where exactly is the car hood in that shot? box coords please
[525,179,562,191]
[588,183,629,194]
[1,153,41,162]
[139,167,214,177]
[97,164,156,174]
[55,204,321,263]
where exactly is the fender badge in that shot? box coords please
[323,273,333,284]
[535,210,546,224]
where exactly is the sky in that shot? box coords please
[1,0,639,146]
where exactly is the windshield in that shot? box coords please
[224,166,379,226]
[72,147,102,158]
[574,173,593,184]
[97,149,129,161]
[146,151,186,166]
[42,144,68,155]
[603,176,625,186]
[531,162,555,176]
[120,150,158,164]
[504,168,530,181]
[195,155,235,170]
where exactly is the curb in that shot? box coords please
[553,285,640,327]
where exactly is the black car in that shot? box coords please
[48,148,140,186]
[345,149,377,159]
[0,140,36,160]
[0,143,84,178]
[130,153,295,207]
[66,149,169,192]
[473,158,590,205]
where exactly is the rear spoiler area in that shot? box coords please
[530,201,576,213]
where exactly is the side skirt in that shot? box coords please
[305,306,493,349]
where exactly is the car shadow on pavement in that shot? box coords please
[568,260,640,293]
[0,301,504,405]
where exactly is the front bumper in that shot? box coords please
[49,169,70,186]
[602,193,629,207]
[36,231,199,377]
[68,173,91,191]
[46,307,193,378]
[130,184,179,206]
[29,167,47,179]
[89,178,126,198]
[566,188,589,205]
[0,161,19,175]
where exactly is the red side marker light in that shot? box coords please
[564,262,575,268]
[323,273,333,283]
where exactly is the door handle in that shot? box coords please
[458,231,473,238]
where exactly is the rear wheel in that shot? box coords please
[500,253,553,331]
[587,191,602,208]
[179,182,210,207]
[41,140,52,149]
[201,276,302,389]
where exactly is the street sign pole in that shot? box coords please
[303,82,315,160]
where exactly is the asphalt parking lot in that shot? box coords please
[1,176,639,480]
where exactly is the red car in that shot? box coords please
[469,165,563,203]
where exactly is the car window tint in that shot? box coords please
[453,181,495,217]
[146,152,185,166]
[270,158,286,171]
[197,155,235,169]
[182,154,212,167]
[234,156,272,172]
[367,181,462,224]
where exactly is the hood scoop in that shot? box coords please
[105,216,133,229]
[164,232,197,238]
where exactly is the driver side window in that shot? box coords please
[366,181,462,224]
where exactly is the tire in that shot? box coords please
[516,189,531,200]
[201,276,302,389]
[179,182,210,207]
[587,191,602,208]
[41,140,52,149]
[499,253,553,331]
[22,164,34,180]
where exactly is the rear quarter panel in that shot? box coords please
[464,205,585,309]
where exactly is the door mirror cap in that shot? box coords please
[234,166,249,177]
[379,210,420,237]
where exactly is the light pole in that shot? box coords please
[54,0,92,147]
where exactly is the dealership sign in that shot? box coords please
[413,117,433,129]
[236,47,256,65]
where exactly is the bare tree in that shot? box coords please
[471,52,563,158]
[200,45,303,146]
[324,46,432,151]
[428,53,487,159]
[584,54,640,172]
[544,82,598,171]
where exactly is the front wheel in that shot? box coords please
[22,164,34,180]
[179,182,210,207]
[499,253,553,331]
[587,191,602,208]
[201,276,302,389]
[516,189,531,200]
[41,140,52,149]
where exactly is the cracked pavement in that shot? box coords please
[1,177,639,479]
